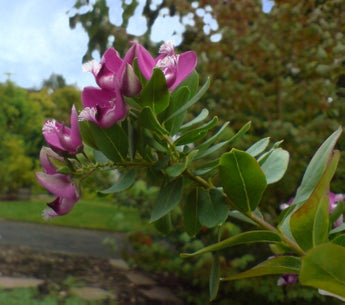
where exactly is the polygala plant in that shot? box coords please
[36,41,345,302]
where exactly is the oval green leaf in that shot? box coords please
[219,149,267,212]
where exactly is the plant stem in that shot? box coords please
[185,169,210,189]
[249,212,306,256]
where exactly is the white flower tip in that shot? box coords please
[42,208,58,220]
[82,60,101,75]
[159,40,175,55]
[42,120,57,135]
[78,107,97,122]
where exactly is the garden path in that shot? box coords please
[0,219,184,304]
[0,219,129,257]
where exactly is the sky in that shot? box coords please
[0,0,274,90]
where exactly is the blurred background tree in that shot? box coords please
[69,0,345,208]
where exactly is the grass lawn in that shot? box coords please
[0,198,151,233]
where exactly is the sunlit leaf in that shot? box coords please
[300,243,345,298]
[246,137,270,157]
[290,150,339,251]
[260,148,289,184]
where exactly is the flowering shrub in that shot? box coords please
[37,41,345,301]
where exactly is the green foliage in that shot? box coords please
[219,149,267,212]
[300,243,345,298]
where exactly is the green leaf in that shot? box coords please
[193,160,219,176]
[89,122,128,162]
[140,68,170,114]
[166,150,199,177]
[219,149,267,212]
[100,169,137,194]
[227,121,251,145]
[293,127,342,207]
[260,148,289,184]
[194,140,228,160]
[196,121,230,153]
[300,243,345,298]
[164,86,190,135]
[194,122,251,161]
[221,256,300,281]
[150,178,183,222]
[183,189,202,236]
[175,70,199,97]
[290,150,339,251]
[331,234,345,246]
[228,210,259,226]
[93,149,109,163]
[174,130,207,146]
[198,188,229,228]
[246,137,270,157]
[79,121,99,150]
[154,213,172,235]
[329,201,345,229]
[330,223,345,235]
[279,127,342,238]
[180,109,209,131]
[181,230,281,257]
[174,117,218,146]
[139,107,169,135]
[164,77,210,122]
[209,254,220,301]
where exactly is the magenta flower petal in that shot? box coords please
[171,51,197,91]
[83,48,124,90]
[80,87,128,128]
[57,105,83,153]
[42,105,83,155]
[46,194,79,217]
[125,42,155,80]
[35,172,76,198]
[121,63,142,97]
[39,147,63,175]
[102,47,123,77]
[81,86,116,108]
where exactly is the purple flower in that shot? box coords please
[277,274,299,286]
[79,86,128,128]
[125,41,197,91]
[83,47,141,97]
[329,192,345,227]
[280,192,344,228]
[36,147,80,218]
[42,105,83,155]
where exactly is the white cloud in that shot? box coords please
[0,0,89,89]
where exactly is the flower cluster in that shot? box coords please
[79,41,197,128]
[35,147,80,218]
[36,41,197,217]
[36,106,82,218]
